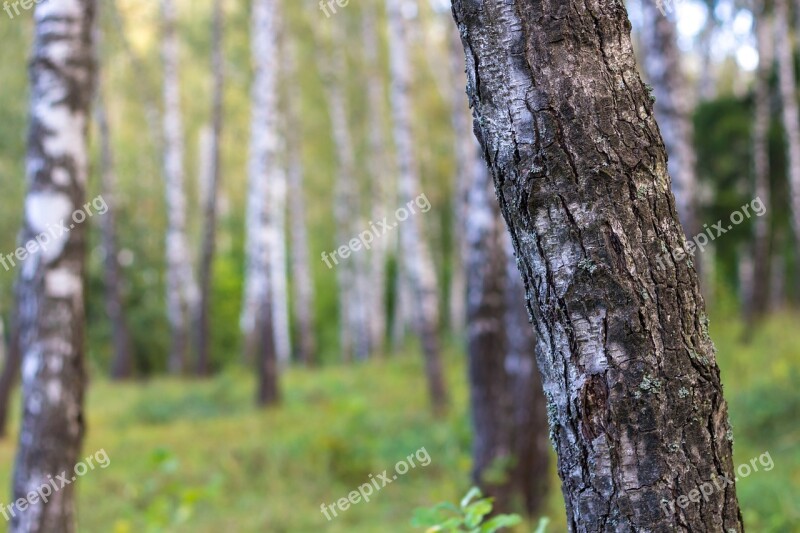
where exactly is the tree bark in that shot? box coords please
[451,1,743,530]
[243,0,281,404]
[161,0,198,374]
[640,0,699,239]
[775,0,800,286]
[466,144,549,516]
[11,1,95,530]
[96,89,134,380]
[747,11,774,333]
[284,36,316,366]
[387,0,448,414]
[194,0,225,376]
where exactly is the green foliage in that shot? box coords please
[411,486,529,532]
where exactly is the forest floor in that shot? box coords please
[0,311,797,532]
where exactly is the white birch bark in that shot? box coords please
[386,0,447,412]
[12,1,95,530]
[775,0,800,255]
[161,0,198,374]
[243,0,280,402]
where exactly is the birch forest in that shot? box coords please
[0,0,798,531]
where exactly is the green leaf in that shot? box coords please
[533,516,550,533]
[464,499,492,527]
[460,487,483,509]
[479,513,522,532]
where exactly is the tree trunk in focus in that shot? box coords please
[451,0,743,529]
[161,0,198,374]
[12,1,95,530]
[386,0,448,414]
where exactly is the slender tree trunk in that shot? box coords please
[448,26,473,336]
[466,145,549,516]
[96,90,134,380]
[640,0,699,239]
[194,0,224,376]
[697,11,717,102]
[775,0,800,288]
[269,161,291,367]
[386,0,448,414]
[322,28,371,362]
[747,11,774,333]
[0,312,20,438]
[161,0,197,374]
[11,1,95,530]
[243,0,281,404]
[363,6,391,354]
[451,1,743,530]
[283,37,316,366]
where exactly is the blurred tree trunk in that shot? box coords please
[284,38,316,366]
[698,9,717,101]
[448,26,473,336]
[747,11,774,334]
[244,0,280,404]
[323,27,371,361]
[466,144,549,516]
[161,0,198,374]
[96,89,134,380]
[269,158,291,367]
[12,1,95,529]
[193,0,224,376]
[451,1,743,530]
[775,0,800,298]
[640,0,699,239]
[386,0,448,414]
[0,312,20,438]
[363,6,391,354]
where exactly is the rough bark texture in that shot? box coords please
[640,0,699,238]
[0,313,20,438]
[243,0,281,403]
[775,0,800,269]
[451,1,743,530]
[387,0,448,413]
[195,0,224,376]
[96,89,134,380]
[747,11,774,332]
[466,144,549,516]
[161,0,198,374]
[12,0,95,530]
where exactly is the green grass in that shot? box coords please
[0,311,796,531]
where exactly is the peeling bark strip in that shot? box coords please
[12,0,95,531]
[451,1,743,531]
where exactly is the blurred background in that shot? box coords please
[0,0,798,531]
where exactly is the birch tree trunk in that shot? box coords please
[640,0,699,239]
[284,39,316,366]
[363,6,391,353]
[466,146,549,516]
[323,28,371,361]
[386,0,448,413]
[11,0,95,529]
[96,88,134,380]
[269,159,291,367]
[193,0,224,376]
[243,0,280,404]
[775,0,800,275]
[161,0,198,374]
[747,11,774,332]
[451,1,743,530]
